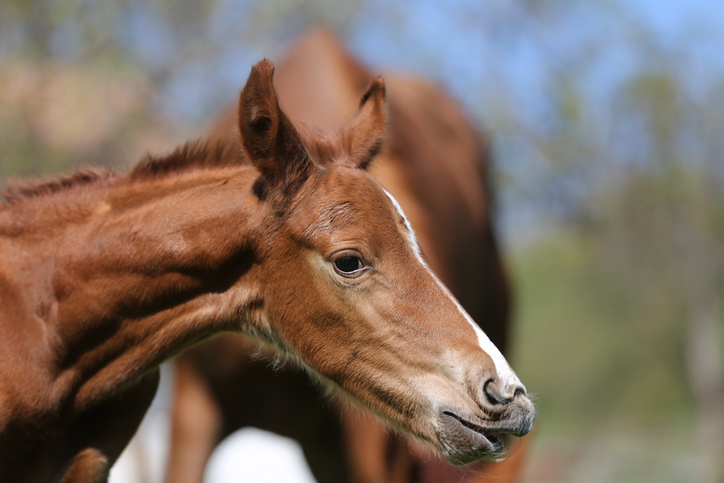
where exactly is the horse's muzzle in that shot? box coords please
[436,391,535,465]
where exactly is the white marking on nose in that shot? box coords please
[382,188,524,392]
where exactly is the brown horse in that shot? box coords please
[0,57,533,482]
[164,32,530,483]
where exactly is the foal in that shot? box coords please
[0,60,534,482]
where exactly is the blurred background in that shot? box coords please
[1,1,722,482]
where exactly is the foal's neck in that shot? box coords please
[1,165,264,409]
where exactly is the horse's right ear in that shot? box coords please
[238,59,313,198]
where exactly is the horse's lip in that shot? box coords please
[437,410,509,464]
[443,410,510,446]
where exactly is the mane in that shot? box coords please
[129,138,246,180]
[1,168,120,206]
[1,138,247,208]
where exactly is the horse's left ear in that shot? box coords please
[340,77,388,170]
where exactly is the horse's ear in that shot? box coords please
[341,77,388,170]
[238,59,313,197]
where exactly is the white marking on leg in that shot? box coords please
[382,188,524,391]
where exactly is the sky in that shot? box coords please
[2,0,722,246]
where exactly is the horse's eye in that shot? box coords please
[334,256,362,275]
[332,250,371,278]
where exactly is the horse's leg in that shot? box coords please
[385,436,420,483]
[339,404,417,483]
[164,353,222,483]
[59,448,111,483]
[58,370,160,483]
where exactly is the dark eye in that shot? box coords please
[332,252,368,278]
[334,256,362,274]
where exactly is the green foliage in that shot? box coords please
[511,233,695,433]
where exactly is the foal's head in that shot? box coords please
[238,60,534,464]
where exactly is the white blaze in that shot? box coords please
[382,189,524,392]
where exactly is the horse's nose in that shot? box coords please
[483,374,527,406]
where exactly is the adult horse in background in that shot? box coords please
[0,56,534,482]
[165,31,530,483]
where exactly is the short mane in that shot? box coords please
[1,138,247,207]
[129,138,246,180]
[1,168,120,206]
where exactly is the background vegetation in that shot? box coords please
[1,1,722,481]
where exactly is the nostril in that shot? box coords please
[484,377,527,406]
[483,379,512,405]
